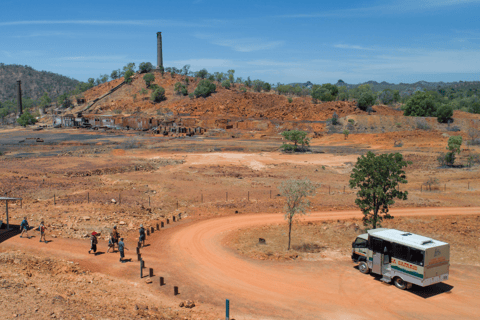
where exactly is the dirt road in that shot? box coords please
[4,207,480,319]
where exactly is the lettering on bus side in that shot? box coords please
[391,258,418,271]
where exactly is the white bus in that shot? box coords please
[352,228,450,290]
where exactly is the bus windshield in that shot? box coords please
[353,238,368,248]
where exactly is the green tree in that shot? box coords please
[110,69,120,80]
[0,108,9,120]
[151,86,166,102]
[281,130,310,152]
[263,82,271,92]
[437,104,453,123]
[221,80,231,89]
[194,79,216,98]
[139,62,153,73]
[159,66,165,77]
[349,152,411,229]
[16,111,37,127]
[379,89,395,105]
[123,62,136,74]
[445,135,462,166]
[343,129,350,140]
[174,82,188,96]
[182,64,190,76]
[357,92,376,111]
[39,92,51,108]
[322,83,339,97]
[403,91,437,117]
[311,85,334,103]
[143,73,155,88]
[227,69,235,84]
[124,70,135,84]
[279,179,317,250]
[195,69,208,79]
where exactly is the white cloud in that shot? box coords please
[334,44,375,51]
[195,34,284,52]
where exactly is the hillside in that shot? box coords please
[0,64,80,102]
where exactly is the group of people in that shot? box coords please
[19,217,148,263]
[19,217,47,243]
[88,224,147,262]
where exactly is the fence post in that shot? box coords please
[226,299,230,320]
[270,190,272,199]
[119,193,121,205]
[88,192,89,203]
[226,192,228,202]
[54,194,56,205]
[149,196,151,207]
[248,191,249,201]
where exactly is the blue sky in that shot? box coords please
[1,0,479,84]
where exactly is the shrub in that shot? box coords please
[170,71,175,78]
[240,87,247,93]
[403,91,437,117]
[437,104,453,123]
[16,111,37,127]
[151,87,166,102]
[124,70,134,84]
[357,92,376,111]
[281,130,310,152]
[188,93,194,99]
[139,62,153,73]
[348,119,355,124]
[194,80,216,98]
[343,129,349,140]
[330,112,339,125]
[113,109,122,114]
[288,97,293,103]
[281,144,295,152]
[263,82,271,92]
[423,177,439,191]
[184,77,189,85]
[416,118,431,130]
[174,82,188,96]
[221,80,231,89]
[143,73,155,88]
[437,153,447,166]
[140,88,148,95]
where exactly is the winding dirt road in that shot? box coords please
[4,207,480,319]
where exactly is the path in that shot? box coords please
[3,207,480,319]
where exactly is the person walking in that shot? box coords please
[88,232,98,254]
[20,217,30,239]
[39,221,47,243]
[107,233,115,253]
[112,226,119,252]
[118,237,128,262]
[139,224,146,248]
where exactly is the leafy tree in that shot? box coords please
[393,90,400,103]
[263,82,271,92]
[349,152,411,229]
[357,92,376,111]
[322,83,339,97]
[170,71,175,78]
[100,74,109,84]
[379,89,395,105]
[139,62,153,73]
[39,92,51,108]
[143,73,155,88]
[124,70,135,84]
[0,108,9,120]
[174,82,188,96]
[437,104,453,123]
[245,77,252,88]
[110,69,120,80]
[159,66,165,77]
[123,62,136,74]
[252,80,265,92]
[228,69,235,84]
[281,130,310,152]
[207,74,215,82]
[16,111,37,127]
[194,79,216,98]
[184,77,189,85]
[403,91,437,117]
[279,179,317,250]
[195,69,208,79]
[151,86,166,102]
[215,72,225,83]
[221,80,231,89]
[445,135,462,166]
[88,78,95,86]
[337,86,349,101]
[343,129,350,140]
[311,85,334,103]
[182,64,190,76]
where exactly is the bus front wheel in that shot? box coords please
[393,277,408,290]
[358,262,370,274]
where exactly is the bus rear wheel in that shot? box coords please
[358,261,370,274]
[393,277,408,290]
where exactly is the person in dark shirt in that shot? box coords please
[118,238,128,262]
[112,226,119,252]
[20,217,30,239]
[139,224,146,247]
[88,232,98,254]
[39,221,47,243]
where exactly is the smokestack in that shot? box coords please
[17,80,23,116]
[157,32,163,69]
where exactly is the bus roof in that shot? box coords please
[367,228,448,250]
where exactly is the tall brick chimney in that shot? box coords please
[17,80,23,116]
[157,32,163,69]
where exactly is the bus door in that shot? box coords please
[370,237,390,275]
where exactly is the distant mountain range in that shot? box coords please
[0,64,80,102]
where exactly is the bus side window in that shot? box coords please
[392,243,409,261]
[408,248,425,266]
[371,237,383,253]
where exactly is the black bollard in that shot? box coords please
[174,286,179,295]
[140,264,143,278]
[146,229,150,236]
[151,226,154,233]
[141,260,145,269]
[149,268,153,277]
[160,277,165,286]
[136,247,140,255]
[173,216,176,222]
[137,253,142,261]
